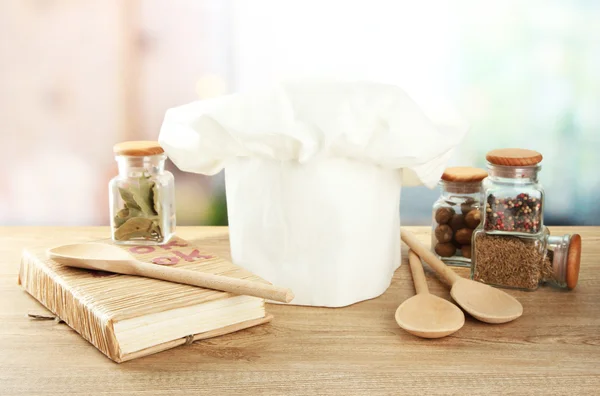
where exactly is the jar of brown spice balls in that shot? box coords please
[431,167,487,267]
[471,148,582,290]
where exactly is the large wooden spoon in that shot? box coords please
[401,229,523,324]
[47,243,294,303]
[395,250,465,338]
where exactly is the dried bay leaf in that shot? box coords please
[129,177,157,216]
[118,187,141,210]
[151,183,161,217]
[114,207,142,228]
[114,176,163,241]
[150,219,162,238]
[114,210,127,228]
[114,217,156,240]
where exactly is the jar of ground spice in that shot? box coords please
[471,148,582,290]
[472,230,581,290]
[431,167,487,267]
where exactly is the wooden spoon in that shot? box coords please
[395,250,465,338]
[400,229,523,324]
[47,243,294,303]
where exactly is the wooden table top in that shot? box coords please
[1,226,599,395]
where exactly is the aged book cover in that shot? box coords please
[18,236,271,363]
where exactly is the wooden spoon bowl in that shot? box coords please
[450,278,522,323]
[395,250,464,338]
[395,293,465,338]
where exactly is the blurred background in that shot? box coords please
[1,0,599,226]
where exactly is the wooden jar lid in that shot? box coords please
[113,141,164,156]
[566,233,582,289]
[441,167,488,183]
[486,148,543,166]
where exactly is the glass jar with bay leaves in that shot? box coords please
[109,141,175,244]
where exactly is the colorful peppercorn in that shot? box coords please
[484,193,542,233]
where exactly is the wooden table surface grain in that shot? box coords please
[1,226,599,395]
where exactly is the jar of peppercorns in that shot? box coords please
[480,148,544,234]
[471,148,582,290]
[431,167,487,267]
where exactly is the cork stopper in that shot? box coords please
[113,141,164,157]
[566,234,582,289]
[486,148,543,167]
[440,167,487,194]
[441,167,488,183]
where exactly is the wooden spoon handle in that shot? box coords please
[407,250,429,295]
[132,261,294,303]
[401,229,461,286]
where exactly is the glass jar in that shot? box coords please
[482,149,544,234]
[471,228,581,290]
[471,148,581,290]
[431,167,488,267]
[109,141,175,244]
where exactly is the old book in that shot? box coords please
[18,236,271,363]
